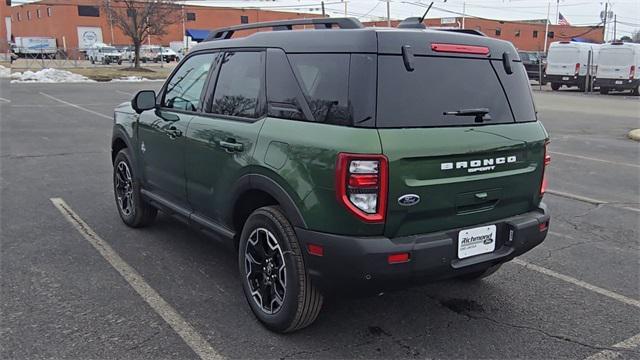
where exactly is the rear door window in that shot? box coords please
[377,56,514,128]
[209,51,265,119]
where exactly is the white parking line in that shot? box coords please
[116,90,134,96]
[546,190,640,214]
[584,333,640,360]
[0,97,10,103]
[50,198,222,360]
[40,92,112,120]
[513,259,640,309]
[550,151,640,169]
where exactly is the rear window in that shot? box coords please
[547,47,578,64]
[377,56,523,128]
[599,48,633,66]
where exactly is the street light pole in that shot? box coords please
[386,0,391,27]
[543,1,550,53]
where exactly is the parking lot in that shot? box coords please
[1,80,638,359]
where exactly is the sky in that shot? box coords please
[10,0,640,40]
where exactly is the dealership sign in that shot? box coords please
[77,27,103,50]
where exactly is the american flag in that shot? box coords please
[558,13,570,25]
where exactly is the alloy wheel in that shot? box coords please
[114,161,134,217]
[244,227,287,315]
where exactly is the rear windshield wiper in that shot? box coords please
[443,108,491,123]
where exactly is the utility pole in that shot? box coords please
[462,2,466,29]
[181,5,186,53]
[613,14,616,41]
[386,0,391,27]
[555,0,559,24]
[343,0,347,16]
[321,1,325,17]
[543,1,550,53]
[603,2,608,42]
[107,0,115,44]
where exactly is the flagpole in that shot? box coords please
[543,1,550,53]
[555,0,559,24]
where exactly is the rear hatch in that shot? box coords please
[597,46,634,80]
[376,31,547,238]
[546,45,580,76]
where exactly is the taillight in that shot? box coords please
[431,43,490,55]
[336,153,388,223]
[540,141,551,197]
[630,65,636,80]
[574,63,580,75]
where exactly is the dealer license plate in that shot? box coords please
[458,225,497,259]
[562,76,569,80]
[615,80,623,84]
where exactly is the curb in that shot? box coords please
[628,129,640,142]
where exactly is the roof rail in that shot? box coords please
[205,17,364,41]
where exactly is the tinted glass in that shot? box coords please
[266,50,307,121]
[377,56,514,128]
[210,51,265,119]
[77,5,99,17]
[289,54,350,125]
[491,60,537,122]
[163,53,215,111]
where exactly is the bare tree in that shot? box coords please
[102,0,181,69]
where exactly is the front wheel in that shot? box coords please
[600,87,609,95]
[113,149,157,227]
[550,83,560,91]
[632,84,640,96]
[239,206,323,333]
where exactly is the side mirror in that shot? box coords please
[132,90,156,114]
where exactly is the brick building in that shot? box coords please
[5,0,321,50]
[366,17,604,52]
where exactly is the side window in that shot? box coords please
[288,54,350,125]
[210,51,265,119]
[163,53,215,111]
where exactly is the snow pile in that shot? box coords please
[10,68,95,83]
[111,76,164,82]
[0,65,10,78]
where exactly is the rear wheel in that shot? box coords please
[239,206,323,333]
[113,149,157,227]
[550,83,560,91]
[599,87,609,95]
[457,263,503,281]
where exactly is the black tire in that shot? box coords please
[113,149,157,227]
[550,83,560,91]
[457,263,503,281]
[600,87,609,95]
[90,57,95,65]
[239,206,323,333]
[578,83,586,92]
[632,84,640,96]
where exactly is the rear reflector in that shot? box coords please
[307,244,324,257]
[388,253,410,264]
[431,43,490,55]
[539,221,549,232]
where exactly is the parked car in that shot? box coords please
[543,41,599,91]
[518,50,544,83]
[594,42,640,95]
[159,47,178,62]
[112,17,550,333]
[87,43,123,65]
[139,45,162,63]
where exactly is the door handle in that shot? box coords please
[219,140,243,153]
[166,125,182,139]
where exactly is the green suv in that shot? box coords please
[111,18,550,333]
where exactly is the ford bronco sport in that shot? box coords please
[111,18,550,333]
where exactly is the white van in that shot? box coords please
[594,42,640,95]
[544,41,599,91]
[87,43,122,65]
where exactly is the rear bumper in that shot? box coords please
[295,205,549,294]
[594,78,639,90]
[543,74,583,86]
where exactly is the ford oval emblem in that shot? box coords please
[398,194,420,206]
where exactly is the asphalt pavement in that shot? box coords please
[1,80,639,359]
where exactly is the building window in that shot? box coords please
[548,31,555,38]
[26,11,31,20]
[240,15,249,24]
[515,29,521,37]
[6,0,10,5]
[186,12,196,21]
[16,12,21,21]
[495,28,501,36]
[36,9,41,18]
[77,5,100,17]
[533,30,538,38]
[47,7,52,16]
